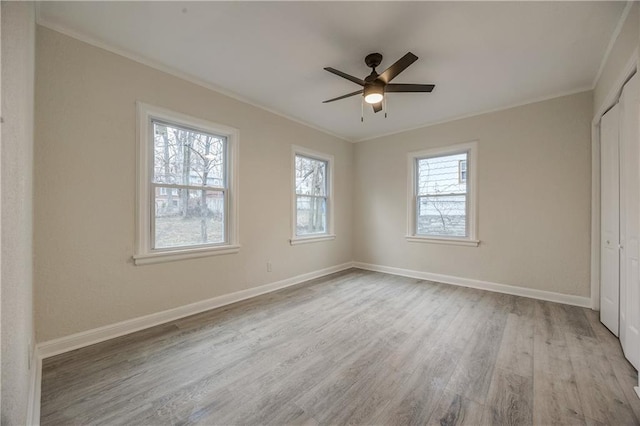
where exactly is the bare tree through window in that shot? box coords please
[295,155,328,235]
[416,152,468,237]
[152,121,226,249]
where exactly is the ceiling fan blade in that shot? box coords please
[385,83,435,93]
[324,67,365,86]
[322,89,364,103]
[378,52,418,84]
[372,102,383,113]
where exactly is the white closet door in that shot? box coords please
[600,104,620,336]
[620,72,640,370]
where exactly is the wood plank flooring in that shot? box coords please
[40,269,640,425]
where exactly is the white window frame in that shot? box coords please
[290,145,335,245]
[406,141,479,247]
[134,102,240,265]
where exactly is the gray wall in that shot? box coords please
[354,91,593,297]
[34,27,354,342]
[1,2,36,424]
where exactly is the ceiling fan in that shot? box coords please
[323,52,435,114]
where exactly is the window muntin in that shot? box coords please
[295,154,328,236]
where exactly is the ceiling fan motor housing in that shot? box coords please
[364,53,383,69]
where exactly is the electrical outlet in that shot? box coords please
[267,261,272,272]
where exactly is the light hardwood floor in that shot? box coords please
[40,269,640,425]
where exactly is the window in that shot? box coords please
[291,146,335,244]
[407,142,478,246]
[459,159,467,183]
[134,103,239,265]
[158,187,179,196]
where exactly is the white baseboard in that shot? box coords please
[26,347,42,426]
[37,260,592,360]
[38,262,354,359]
[30,260,591,424]
[353,262,591,308]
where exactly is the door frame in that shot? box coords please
[591,48,638,310]
[599,103,621,335]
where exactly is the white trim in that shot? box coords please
[591,121,602,310]
[291,145,335,242]
[594,49,639,120]
[591,49,638,310]
[133,245,241,266]
[406,236,479,247]
[21,259,607,420]
[135,102,240,265]
[35,259,596,359]
[35,19,349,143]
[26,347,42,426]
[37,262,354,359]
[353,262,591,308]
[592,1,635,90]
[407,141,479,245]
[355,87,593,143]
[290,234,336,245]
[36,20,600,145]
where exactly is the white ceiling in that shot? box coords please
[37,1,626,142]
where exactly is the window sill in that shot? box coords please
[133,244,241,265]
[406,236,480,247]
[290,234,336,245]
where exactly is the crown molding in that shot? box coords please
[355,86,593,143]
[36,7,614,144]
[35,18,352,143]
[592,1,635,90]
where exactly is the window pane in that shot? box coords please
[296,196,326,235]
[154,187,225,249]
[417,153,467,196]
[295,155,327,196]
[417,195,467,237]
[153,121,226,187]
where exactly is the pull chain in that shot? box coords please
[361,97,364,123]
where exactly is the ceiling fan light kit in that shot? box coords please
[363,84,384,104]
[323,52,435,118]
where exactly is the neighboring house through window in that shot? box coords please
[407,142,479,246]
[291,146,335,244]
[459,159,467,183]
[134,103,239,265]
